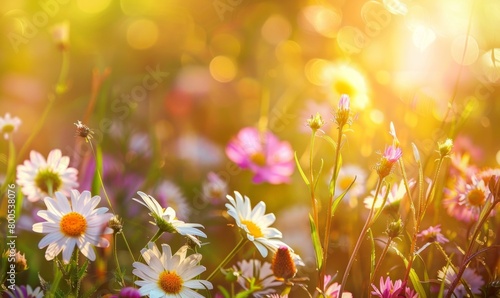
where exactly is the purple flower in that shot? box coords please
[109,287,141,298]
[225,127,294,184]
[383,146,403,163]
[371,276,417,298]
[418,225,449,244]
[338,94,350,110]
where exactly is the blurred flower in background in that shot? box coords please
[226,127,294,184]
[0,113,21,140]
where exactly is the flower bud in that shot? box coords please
[108,215,123,234]
[271,246,297,280]
[307,113,325,131]
[334,94,352,127]
[385,218,403,239]
[438,139,453,158]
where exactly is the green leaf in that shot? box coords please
[309,213,323,270]
[91,145,103,195]
[319,135,338,151]
[391,246,427,298]
[368,228,376,281]
[313,158,324,192]
[331,176,356,217]
[217,286,230,298]
[294,151,310,186]
[77,260,89,280]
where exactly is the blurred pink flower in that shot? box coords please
[202,171,228,204]
[323,275,353,298]
[418,225,449,244]
[437,266,484,297]
[225,127,294,184]
[371,276,417,298]
[444,173,495,223]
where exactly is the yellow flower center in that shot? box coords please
[334,80,356,96]
[250,152,267,166]
[467,189,485,207]
[339,176,354,190]
[60,212,87,237]
[1,124,14,133]
[35,169,62,194]
[158,271,183,294]
[241,220,263,238]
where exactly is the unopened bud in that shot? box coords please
[271,246,297,280]
[438,139,453,158]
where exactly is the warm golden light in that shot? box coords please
[126,19,159,50]
[210,56,237,83]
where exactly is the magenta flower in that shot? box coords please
[371,276,417,298]
[225,127,294,184]
[110,287,141,298]
[383,145,403,162]
[418,225,449,244]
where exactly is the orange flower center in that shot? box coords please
[250,152,266,166]
[158,271,183,294]
[467,189,485,207]
[241,220,263,238]
[60,212,87,237]
[339,176,354,190]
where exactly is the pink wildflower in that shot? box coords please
[418,225,449,244]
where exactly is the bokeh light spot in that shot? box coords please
[375,70,391,85]
[261,14,292,45]
[127,19,158,50]
[77,0,112,14]
[451,35,479,66]
[496,150,500,166]
[412,25,436,51]
[210,56,237,83]
[369,109,384,124]
[301,5,342,38]
[304,59,329,86]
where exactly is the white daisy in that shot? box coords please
[32,190,113,263]
[16,149,79,202]
[234,259,282,298]
[132,242,213,298]
[0,113,21,140]
[225,191,289,258]
[133,191,207,246]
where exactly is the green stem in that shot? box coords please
[339,178,383,296]
[113,234,126,287]
[121,232,136,262]
[88,141,115,214]
[207,238,247,281]
[370,237,393,285]
[309,132,319,230]
[321,124,344,289]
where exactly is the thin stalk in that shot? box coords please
[113,233,126,287]
[370,238,393,285]
[321,124,344,289]
[309,132,319,229]
[207,238,247,281]
[339,178,383,296]
[120,232,136,262]
[445,195,499,298]
[88,141,115,214]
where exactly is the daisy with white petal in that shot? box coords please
[133,191,207,246]
[0,113,21,140]
[132,242,213,298]
[225,191,290,258]
[17,149,79,202]
[32,190,113,263]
